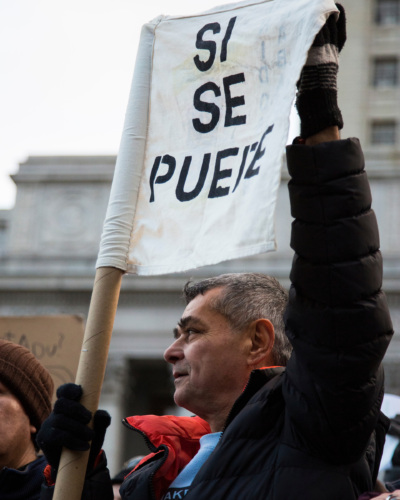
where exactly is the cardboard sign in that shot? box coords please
[0,315,85,401]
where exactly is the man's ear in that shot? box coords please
[247,318,275,368]
[30,424,37,436]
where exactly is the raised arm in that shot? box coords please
[284,134,393,462]
[282,4,393,463]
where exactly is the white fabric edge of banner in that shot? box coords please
[95,241,275,275]
[153,0,273,22]
[149,0,338,23]
[95,21,159,272]
[117,241,277,276]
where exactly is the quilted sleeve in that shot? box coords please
[283,137,393,464]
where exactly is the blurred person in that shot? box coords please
[359,489,400,500]
[379,394,400,483]
[0,339,54,500]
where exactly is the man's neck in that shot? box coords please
[200,403,235,433]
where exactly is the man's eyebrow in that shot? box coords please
[173,315,205,337]
[178,315,205,328]
[177,316,191,329]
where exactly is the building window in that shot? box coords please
[373,57,399,87]
[375,0,400,25]
[371,121,397,144]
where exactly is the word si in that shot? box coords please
[149,125,274,202]
[192,17,247,134]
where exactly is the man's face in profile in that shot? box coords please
[164,287,252,426]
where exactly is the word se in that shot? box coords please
[192,17,247,133]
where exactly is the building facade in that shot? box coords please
[338,0,400,391]
[0,0,399,475]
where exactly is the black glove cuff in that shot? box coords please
[296,88,343,138]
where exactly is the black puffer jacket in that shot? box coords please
[119,138,393,500]
[43,138,392,500]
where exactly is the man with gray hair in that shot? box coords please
[39,5,394,499]
[182,273,292,366]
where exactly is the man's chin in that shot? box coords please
[174,390,192,411]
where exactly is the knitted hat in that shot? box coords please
[0,339,54,431]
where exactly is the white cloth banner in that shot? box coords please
[96,0,338,275]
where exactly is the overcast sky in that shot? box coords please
[0,0,299,209]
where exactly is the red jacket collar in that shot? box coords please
[123,414,211,499]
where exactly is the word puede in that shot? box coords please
[149,125,274,202]
[149,16,274,202]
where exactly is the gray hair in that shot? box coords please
[183,273,292,366]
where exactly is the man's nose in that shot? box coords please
[164,338,183,364]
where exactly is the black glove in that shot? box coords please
[37,383,111,478]
[295,3,347,138]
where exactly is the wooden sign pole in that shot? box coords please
[53,266,124,500]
